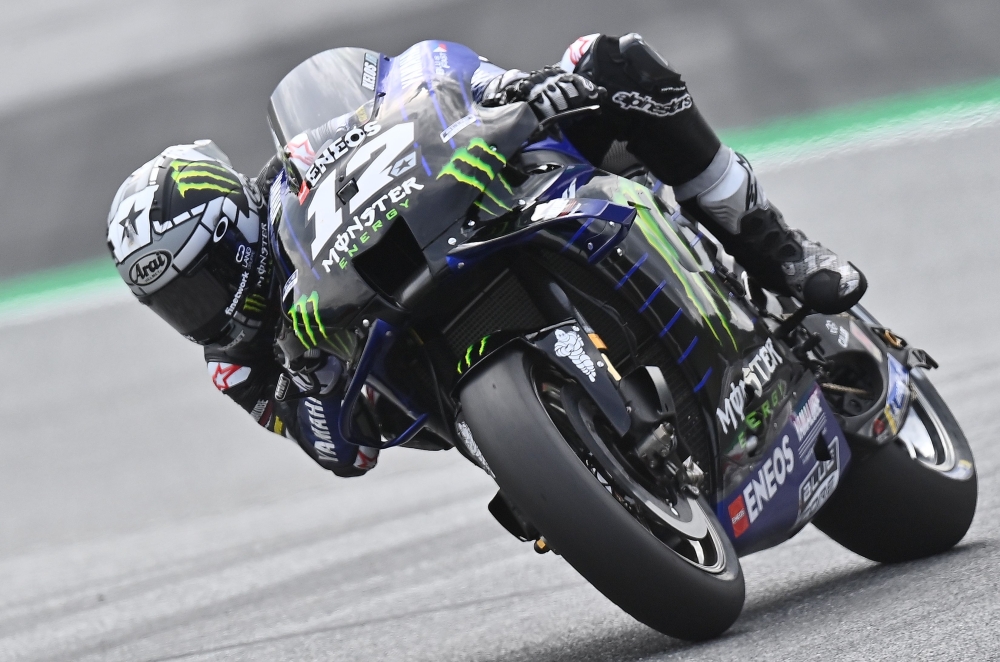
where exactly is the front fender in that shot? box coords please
[454,321,632,437]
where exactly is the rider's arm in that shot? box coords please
[204,345,287,434]
[476,34,721,188]
[557,33,721,187]
[203,346,378,477]
[475,61,602,118]
[256,154,285,194]
[285,388,379,477]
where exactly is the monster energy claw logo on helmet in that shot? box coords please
[168,159,243,198]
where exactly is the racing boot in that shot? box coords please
[676,147,866,314]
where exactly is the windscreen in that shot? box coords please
[267,47,382,149]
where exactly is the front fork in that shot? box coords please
[463,262,707,494]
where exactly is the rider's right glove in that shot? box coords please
[481,66,605,119]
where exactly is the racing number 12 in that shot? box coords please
[309,122,415,260]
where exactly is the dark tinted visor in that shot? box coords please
[141,204,260,345]
[143,262,234,343]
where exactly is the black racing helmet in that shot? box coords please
[107,141,273,347]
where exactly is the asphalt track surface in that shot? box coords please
[0,111,999,661]
[3,2,1000,661]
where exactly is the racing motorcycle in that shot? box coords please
[266,42,978,640]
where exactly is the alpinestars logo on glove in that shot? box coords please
[612,90,692,117]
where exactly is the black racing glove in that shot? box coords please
[481,66,605,119]
[278,352,344,400]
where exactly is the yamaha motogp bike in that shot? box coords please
[266,42,977,640]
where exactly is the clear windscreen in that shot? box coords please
[267,47,382,150]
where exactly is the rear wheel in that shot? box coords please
[812,371,977,563]
[460,348,744,640]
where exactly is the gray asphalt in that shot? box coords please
[0,108,998,661]
[2,0,1000,278]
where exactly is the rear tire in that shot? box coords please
[812,371,977,563]
[460,348,744,640]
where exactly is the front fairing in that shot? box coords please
[270,41,537,359]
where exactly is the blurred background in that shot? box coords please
[3,0,1000,278]
[1,1,1000,660]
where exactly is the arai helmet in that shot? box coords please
[106,141,273,347]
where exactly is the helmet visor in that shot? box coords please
[142,260,235,343]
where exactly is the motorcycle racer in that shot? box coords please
[105,34,866,478]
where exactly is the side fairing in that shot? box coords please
[562,172,850,553]
[718,376,851,555]
[271,173,366,359]
[571,173,761,407]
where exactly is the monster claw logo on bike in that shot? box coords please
[438,137,514,214]
[457,335,492,375]
[288,291,356,358]
[289,291,329,349]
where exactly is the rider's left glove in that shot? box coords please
[481,66,605,119]
[283,352,343,398]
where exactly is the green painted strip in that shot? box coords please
[0,258,121,308]
[722,76,1000,163]
[4,76,1000,312]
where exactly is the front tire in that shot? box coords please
[460,348,744,640]
[812,370,978,563]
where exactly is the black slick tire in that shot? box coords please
[460,348,744,640]
[812,373,977,563]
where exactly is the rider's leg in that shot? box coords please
[562,33,866,314]
[673,146,865,314]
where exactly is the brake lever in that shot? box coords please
[526,104,602,143]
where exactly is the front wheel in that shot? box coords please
[812,370,978,563]
[460,348,744,640]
